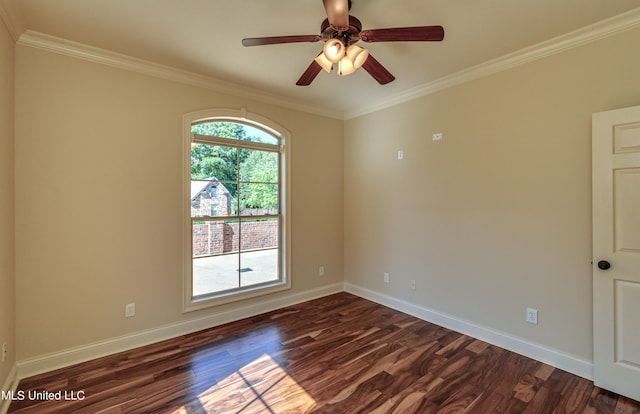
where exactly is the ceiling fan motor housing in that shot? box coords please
[321,15,363,45]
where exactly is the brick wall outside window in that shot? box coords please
[192,220,278,257]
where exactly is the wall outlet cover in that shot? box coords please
[125,303,136,318]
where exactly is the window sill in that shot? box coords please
[183,280,291,313]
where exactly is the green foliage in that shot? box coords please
[191,122,279,210]
[190,122,248,185]
[240,150,278,210]
[191,144,238,182]
[192,122,247,140]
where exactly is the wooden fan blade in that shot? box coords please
[361,54,395,85]
[296,60,323,86]
[360,26,444,42]
[242,35,322,47]
[322,0,349,30]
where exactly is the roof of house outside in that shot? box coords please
[191,178,236,202]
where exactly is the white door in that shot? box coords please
[592,105,640,401]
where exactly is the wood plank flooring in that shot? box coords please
[7,292,640,413]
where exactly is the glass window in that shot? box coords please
[184,114,290,310]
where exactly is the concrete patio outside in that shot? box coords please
[192,248,278,296]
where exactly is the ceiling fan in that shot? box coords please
[241,0,444,86]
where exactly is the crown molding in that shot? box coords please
[11,6,640,122]
[16,30,345,120]
[0,0,26,41]
[344,6,640,119]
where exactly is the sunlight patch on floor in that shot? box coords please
[174,353,315,413]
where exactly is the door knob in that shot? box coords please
[597,260,611,270]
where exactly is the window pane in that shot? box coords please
[240,249,279,288]
[239,218,279,253]
[192,122,278,145]
[192,254,240,296]
[192,221,240,257]
[239,183,278,215]
[187,116,286,308]
[239,218,279,287]
[192,222,240,296]
[191,181,237,218]
[239,149,278,183]
[190,143,238,182]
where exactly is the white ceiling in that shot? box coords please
[4,0,640,118]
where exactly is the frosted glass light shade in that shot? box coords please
[347,45,369,70]
[338,56,355,76]
[338,45,370,76]
[323,39,345,63]
[314,53,333,73]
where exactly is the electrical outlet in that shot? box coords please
[319,266,325,276]
[2,341,7,362]
[125,303,136,318]
[526,307,538,324]
[410,280,416,290]
[397,150,404,160]
[383,272,390,283]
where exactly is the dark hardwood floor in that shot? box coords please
[7,292,640,413]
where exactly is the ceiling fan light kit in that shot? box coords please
[338,45,369,76]
[338,56,355,76]
[241,0,444,85]
[347,45,368,67]
[323,38,346,63]
[314,53,334,73]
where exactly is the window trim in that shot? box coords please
[182,108,291,312]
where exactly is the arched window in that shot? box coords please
[183,109,291,311]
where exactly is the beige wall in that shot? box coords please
[0,17,15,387]
[344,27,640,361]
[14,46,344,359]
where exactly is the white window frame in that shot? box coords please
[182,108,291,312]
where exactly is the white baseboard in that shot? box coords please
[16,282,344,380]
[344,282,594,380]
[0,364,18,414]
[14,281,593,385]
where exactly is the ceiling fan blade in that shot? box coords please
[242,35,322,47]
[322,0,350,30]
[361,53,395,85]
[360,26,444,42]
[296,59,323,86]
